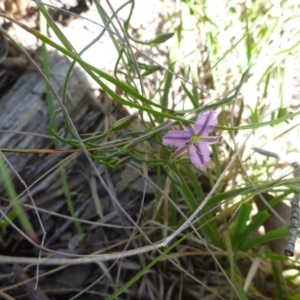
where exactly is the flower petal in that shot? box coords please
[188,142,211,169]
[162,130,191,147]
[183,124,194,134]
[170,144,188,160]
[194,110,216,136]
[200,136,221,144]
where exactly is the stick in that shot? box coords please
[285,162,300,256]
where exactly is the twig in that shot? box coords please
[285,162,300,256]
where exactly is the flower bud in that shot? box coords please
[150,32,174,44]
[108,157,119,166]
[108,115,136,133]
[121,141,138,153]
[167,169,182,186]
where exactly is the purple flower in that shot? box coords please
[162,110,220,169]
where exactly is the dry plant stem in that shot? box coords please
[0,290,14,300]
[243,248,265,291]
[0,244,162,264]
[285,162,300,256]
[0,129,54,139]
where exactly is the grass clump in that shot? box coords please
[1,0,300,299]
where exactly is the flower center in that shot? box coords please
[190,135,201,144]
